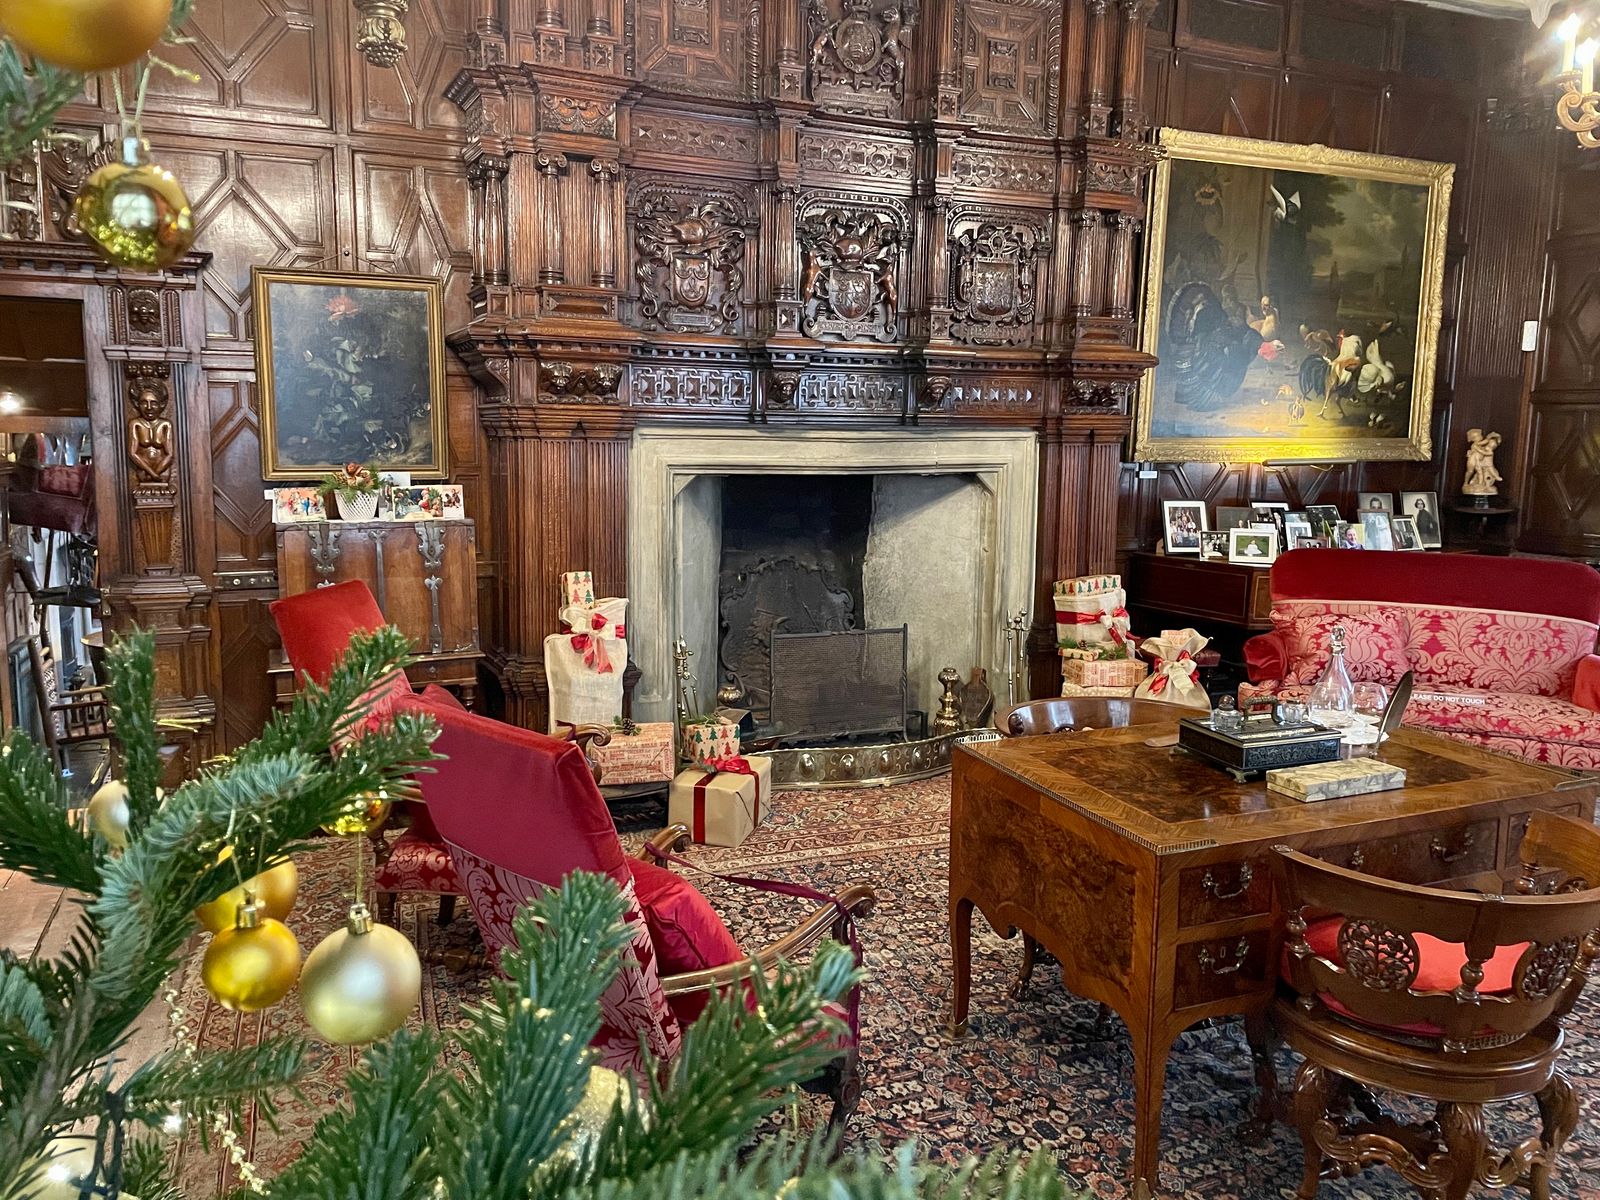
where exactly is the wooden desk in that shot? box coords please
[948,724,1597,1198]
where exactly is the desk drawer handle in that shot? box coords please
[1196,937,1251,976]
[1429,829,1476,865]
[1201,863,1254,901]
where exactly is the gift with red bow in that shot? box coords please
[668,753,773,847]
[1054,574,1133,655]
[543,572,630,732]
[1133,628,1212,710]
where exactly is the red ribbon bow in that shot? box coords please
[569,632,615,674]
[1147,649,1195,696]
[705,754,753,775]
[690,757,761,842]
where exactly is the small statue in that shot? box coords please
[127,379,173,484]
[1463,428,1503,498]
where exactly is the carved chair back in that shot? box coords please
[1274,843,1600,1052]
[996,696,1177,737]
[1516,811,1600,896]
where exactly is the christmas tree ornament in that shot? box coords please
[548,1066,635,1166]
[86,778,131,847]
[73,136,195,271]
[321,790,391,837]
[194,849,298,933]
[201,897,301,1013]
[299,902,420,1044]
[0,0,172,72]
[21,1135,142,1200]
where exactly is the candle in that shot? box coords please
[1582,37,1598,94]
[1561,12,1581,73]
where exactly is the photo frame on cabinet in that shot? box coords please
[1133,129,1450,465]
[1162,500,1207,553]
[1228,527,1278,565]
[1400,490,1443,548]
[252,269,449,480]
[1198,530,1229,559]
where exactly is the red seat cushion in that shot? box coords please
[375,829,464,894]
[627,857,744,1027]
[1291,915,1528,1036]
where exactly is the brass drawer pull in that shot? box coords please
[1196,937,1251,976]
[1429,829,1476,865]
[1201,863,1254,901]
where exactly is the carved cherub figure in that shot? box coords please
[1463,427,1503,497]
[128,380,173,484]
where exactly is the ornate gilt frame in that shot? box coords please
[251,268,449,480]
[1133,129,1453,465]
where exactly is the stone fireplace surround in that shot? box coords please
[627,427,1039,725]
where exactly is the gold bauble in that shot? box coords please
[21,1135,141,1200]
[194,849,299,934]
[200,901,301,1013]
[299,903,420,1044]
[86,779,130,847]
[321,792,391,837]
[553,1066,634,1165]
[73,139,195,271]
[0,0,172,72]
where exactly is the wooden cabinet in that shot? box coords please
[271,520,482,709]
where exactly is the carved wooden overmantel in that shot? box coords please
[449,0,1165,723]
[0,141,218,767]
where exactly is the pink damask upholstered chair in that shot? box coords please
[403,690,876,1116]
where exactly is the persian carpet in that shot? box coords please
[173,777,1600,1199]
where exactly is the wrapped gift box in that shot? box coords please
[560,596,627,640]
[1054,574,1121,597]
[1060,653,1148,689]
[668,756,772,847]
[591,721,675,785]
[1054,584,1130,652]
[682,716,740,764]
[560,570,596,608]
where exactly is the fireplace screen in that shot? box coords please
[768,626,907,743]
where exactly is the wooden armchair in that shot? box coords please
[27,635,109,774]
[1271,814,1600,1200]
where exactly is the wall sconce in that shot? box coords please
[1555,12,1600,147]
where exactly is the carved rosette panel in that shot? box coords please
[631,364,753,409]
[797,132,913,181]
[632,0,754,99]
[948,214,1046,346]
[631,112,757,162]
[538,94,617,136]
[796,195,909,343]
[956,0,1061,135]
[950,147,1055,195]
[806,0,916,118]
[629,180,752,333]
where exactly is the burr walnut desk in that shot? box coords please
[948,723,1597,1199]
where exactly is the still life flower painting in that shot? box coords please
[251,269,448,479]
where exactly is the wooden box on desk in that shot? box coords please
[271,519,483,708]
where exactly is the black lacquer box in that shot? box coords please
[1177,714,1342,780]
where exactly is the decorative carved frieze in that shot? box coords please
[807,0,915,117]
[631,364,753,408]
[950,148,1055,194]
[948,380,1039,410]
[539,360,625,401]
[956,0,1061,135]
[2,149,39,240]
[948,216,1045,345]
[632,113,757,161]
[539,94,617,136]
[630,181,751,333]
[797,372,904,411]
[797,198,908,342]
[1065,378,1134,412]
[797,132,913,179]
[39,133,112,242]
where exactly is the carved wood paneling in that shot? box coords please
[632,0,752,99]
[353,153,476,323]
[1166,53,1277,138]
[351,0,473,136]
[956,0,1061,135]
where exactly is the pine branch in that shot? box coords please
[0,728,97,892]
[265,1029,443,1200]
[103,632,162,833]
[120,1039,312,1131]
[119,1135,186,1200]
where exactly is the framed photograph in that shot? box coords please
[1250,501,1289,512]
[270,486,327,522]
[1362,510,1396,551]
[1297,535,1330,549]
[251,269,449,480]
[1162,500,1207,553]
[1358,492,1394,514]
[1215,506,1256,530]
[1306,504,1342,535]
[389,484,465,521]
[1401,490,1442,548]
[1390,515,1423,550]
[1252,507,1288,542]
[1198,530,1229,559]
[1283,513,1313,546]
[1333,521,1364,549]
[1134,129,1449,465]
[1228,527,1278,565]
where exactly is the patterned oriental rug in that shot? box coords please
[172,778,1600,1199]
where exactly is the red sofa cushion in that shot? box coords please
[1269,605,1409,687]
[628,857,745,1027]
[374,829,463,894]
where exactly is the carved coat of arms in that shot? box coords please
[633,192,748,333]
[950,222,1041,345]
[807,0,916,116]
[797,208,901,342]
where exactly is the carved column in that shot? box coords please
[470,154,509,288]
[589,158,620,289]
[1069,209,1100,320]
[1114,0,1156,137]
[769,182,802,335]
[535,150,568,285]
[535,0,567,63]
[126,363,178,575]
[1105,212,1140,320]
[1084,0,1114,137]
[1060,0,1088,139]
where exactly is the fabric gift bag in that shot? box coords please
[667,755,772,847]
[545,594,629,733]
[1133,628,1212,710]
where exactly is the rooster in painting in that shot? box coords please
[1163,281,1284,411]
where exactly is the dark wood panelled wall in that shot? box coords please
[0,0,1542,742]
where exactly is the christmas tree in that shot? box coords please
[0,630,1076,1199]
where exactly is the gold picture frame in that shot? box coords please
[251,269,448,480]
[1133,129,1453,465]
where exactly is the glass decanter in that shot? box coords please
[1306,624,1357,729]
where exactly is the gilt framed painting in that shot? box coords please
[1133,130,1452,465]
[251,269,448,480]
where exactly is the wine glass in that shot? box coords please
[1345,682,1391,753]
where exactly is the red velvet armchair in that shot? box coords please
[400,689,877,1122]
[1241,550,1600,767]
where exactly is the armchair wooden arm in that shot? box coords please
[640,823,691,861]
[554,723,611,782]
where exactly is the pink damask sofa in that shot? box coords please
[1242,549,1600,768]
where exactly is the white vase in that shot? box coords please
[337,491,380,521]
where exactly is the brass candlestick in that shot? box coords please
[932,667,963,737]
